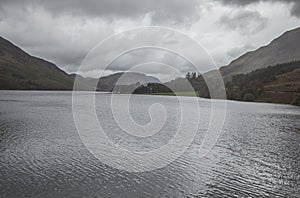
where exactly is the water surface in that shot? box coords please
[0,91,299,197]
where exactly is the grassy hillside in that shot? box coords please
[219,27,300,78]
[0,36,74,90]
[129,61,300,105]
[225,61,300,105]
[0,36,160,91]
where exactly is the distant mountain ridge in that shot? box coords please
[97,72,160,91]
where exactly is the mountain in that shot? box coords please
[97,72,160,91]
[0,36,160,91]
[1,25,299,104]
[72,72,161,91]
[0,36,75,90]
[219,27,300,78]
[129,61,300,105]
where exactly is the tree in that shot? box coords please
[243,93,255,102]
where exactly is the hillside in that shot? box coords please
[226,61,300,105]
[1,25,299,105]
[0,36,75,90]
[0,36,160,91]
[130,61,300,105]
[219,27,300,78]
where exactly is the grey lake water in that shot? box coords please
[0,91,299,198]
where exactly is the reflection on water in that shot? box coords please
[0,91,299,197]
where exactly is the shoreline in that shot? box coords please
[1,90,299,107]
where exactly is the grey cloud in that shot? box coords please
[0,0,298,79]
[76,48,195,81]
[149,0,202,25]
[291,1,300,17]
[0,0,202,25]
[215,0,300,18]
[0,3,115,73]
[94,47,195,74]
[215,0,261,6]
[0,0,204,74]
[227,44,254,59]
[219,10,268,34]
[76,28,214,80]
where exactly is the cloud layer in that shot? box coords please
[0,0,299,81]
[0,0,202,25]
[219,10,268,34]
[216,0,300,17]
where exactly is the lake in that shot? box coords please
[0,91,299,197]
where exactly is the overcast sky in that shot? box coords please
[0,0,299,81]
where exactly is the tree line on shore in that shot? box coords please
[113,61,300,105]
